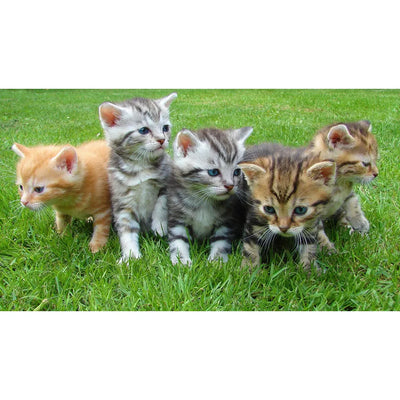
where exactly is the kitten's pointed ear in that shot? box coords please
[175,129,199,157]
[99,102,123,127]
[52,146,78,174]
[12,143,30,158]
[359,119,372,133]
[327,124,355,149]
[231,126,253,144]
[239,162,266,184]
[157,92,178,109]
[307,161,336,185]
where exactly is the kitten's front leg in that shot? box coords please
[115,209,142,262]
[241,239,261,269]
[89,209,112,253]
[55,211,71,234]
[151,192,168,236]
[342,192,369,234]
[316,220,336,254]
[298,225,321,272]
[209,225,233,263]
[168,225,192,266]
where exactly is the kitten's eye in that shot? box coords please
[138,127,150,135]
[34,186,45,193]
[162,125,170,133]
[294,206,308,215]
[233,168,241,177]
[208,169,220,177]
[263,206,276,215]
[18,184,23,191]
[362,161,371,167]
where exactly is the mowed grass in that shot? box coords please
[0,89,399,311]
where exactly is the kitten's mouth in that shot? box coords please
[23,203,44,211]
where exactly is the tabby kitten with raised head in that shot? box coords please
[12,140,112,253]
[239,144,336,271]
[306,120,378,240]
[99,93,177,262]
[168,126,253,265]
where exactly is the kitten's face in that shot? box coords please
[12,144,80,211]
[318,121,379,184]
[99,93,177,159]
[240,158,336,238]
[174,127,253,201]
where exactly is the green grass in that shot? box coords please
[1,89,399,311]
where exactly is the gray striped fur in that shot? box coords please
[99,93,177,262]
[168,127,253,265]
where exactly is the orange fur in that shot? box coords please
[13,140,112,253]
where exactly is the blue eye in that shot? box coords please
[264,206,275,214]
[162,125,169,133]
[138,127,150,135]
[208,169,220,177]
[294,206,307,215]
[233,168,241,177]
[34,186,44,193]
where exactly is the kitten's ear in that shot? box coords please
[359,120,372,133]
[99,102,124,127]
[307,161,336,185]
[12,143,30,158]
[52,146,78,174]
[175,129,200,157]
[327,124,355,149]
[238,162,266,184]
[231,126,253,144]
[157,92,178,109]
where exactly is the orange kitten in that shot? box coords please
[12,140,112,253]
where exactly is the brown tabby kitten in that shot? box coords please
[12,140,111,253]
[239,144,336,271]
[306,120,379,248]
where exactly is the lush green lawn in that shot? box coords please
[1,89,399,311]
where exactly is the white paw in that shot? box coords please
[208,253,229,263]
[171,254,192,266]
[151,219,167,237]
[118,251,142,264]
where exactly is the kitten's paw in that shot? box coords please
[208,253,229,263]
[118,251,142,264]
[151,219,167,237]
[89,241,105,253]
[170,254,192,266]
[349,217,370,235]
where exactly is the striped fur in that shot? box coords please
[239,143,336,272]
[168,127,252,265]
[99,93,177,262]
[12,140,112,253]
[306,120,379,242]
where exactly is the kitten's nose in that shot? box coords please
[373,172,378,178]
[224,184,234,192]
[21,200,29,206]
[279,225,290,233]
[157,139,165,145]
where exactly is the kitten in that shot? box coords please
[12,140,112,253]
[306,120,379,245]
[239,144,336,271]
[99,93,177,262]
[168,127,253,265]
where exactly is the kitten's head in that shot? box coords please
[99,92,177,159]
[240,154,336,238]
[12,143,81,211]
[173,127,253,201]
[312,120,378,184]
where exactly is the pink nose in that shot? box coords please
[157,139,165,145]
[22,200,29,206]
[224,185,234,192]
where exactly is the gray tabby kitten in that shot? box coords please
[99,93,177,262]
[168,127,253,265]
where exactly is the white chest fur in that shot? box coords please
[189,203,221,239]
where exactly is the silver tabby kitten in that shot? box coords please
[99,93,177,262]
[168,127,253,265]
